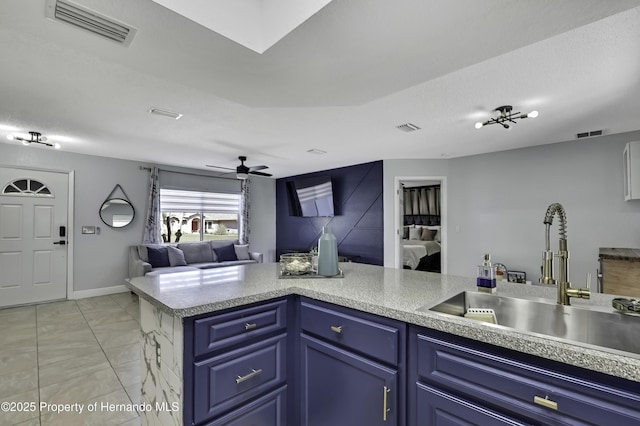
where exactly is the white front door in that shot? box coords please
[0,167,69,307]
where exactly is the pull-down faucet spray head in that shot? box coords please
[539,203,589,305]
[540,203,566,285]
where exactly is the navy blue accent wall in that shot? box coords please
[276,161,383,265]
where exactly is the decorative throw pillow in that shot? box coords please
[178,242,214,264]
[234,244,251,260]
[420,228,437,241]
[214,243,238,262]
[147,246,170,268]
[408,226,422,240]
[167,246,187,266]
[426,226,441,242]
[138,244,165,262]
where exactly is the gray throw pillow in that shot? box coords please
[167,246,187,266]
[234,244,250,260]
[177,242,214,264]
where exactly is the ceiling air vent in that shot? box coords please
[576,130,604,139]
[396,123,421,132]
[46,0,137,46]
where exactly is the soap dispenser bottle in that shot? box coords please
[317,226,339,276]
[477,253,497,293]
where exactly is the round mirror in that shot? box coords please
[99,198,135,228]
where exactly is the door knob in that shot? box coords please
[53,240,66,245]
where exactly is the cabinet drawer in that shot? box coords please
[416,382,532,426]
[416,333,640,425]
[194,334,287,424]
[194,299,287,356]
[300,300,400,365]
[204,385,287,426]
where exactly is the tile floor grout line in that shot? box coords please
[77,296,137,407]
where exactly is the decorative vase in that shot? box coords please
[317,226,339,276]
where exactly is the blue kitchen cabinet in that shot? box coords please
[184,298,293,426]
[409,326,640,426]
[416,382,532,426]
[203,386,287,426]
[299,298,406,426]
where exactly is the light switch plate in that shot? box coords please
[82,226,96,234]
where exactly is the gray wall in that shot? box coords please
[0,143,276,294]
[384,130,640,289]
[246,176,277,263]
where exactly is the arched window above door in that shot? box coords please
[2,178,53,196]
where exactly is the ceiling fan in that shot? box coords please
[206,156,272,179]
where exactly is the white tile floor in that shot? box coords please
[0,293,142,426]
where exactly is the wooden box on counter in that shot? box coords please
[599,248,640,297]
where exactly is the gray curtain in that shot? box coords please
[142,167,162,244]
[238,178,250,244]
[404,186,440,216]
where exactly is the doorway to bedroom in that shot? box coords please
[394,176,446,274]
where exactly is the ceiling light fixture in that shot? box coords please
[7,131,61,149]
[475,105,538,130]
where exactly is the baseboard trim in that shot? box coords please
[71,285,130,300]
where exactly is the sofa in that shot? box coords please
[128,240,263,278]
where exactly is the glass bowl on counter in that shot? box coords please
[280,253,313,275]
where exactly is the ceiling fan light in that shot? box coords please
[54,143,61,149]
[236,172,249,180]
[474,122,484,129]
[528,110,539,118]
[6,134,15,140]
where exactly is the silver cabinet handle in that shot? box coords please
[383,386,391,421]
[245,323,257,331]
[330,325,343,333]
[235,368,262,384]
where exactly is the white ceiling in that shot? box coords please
[1,0,640,178]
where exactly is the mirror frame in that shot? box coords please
[99,197,135,228]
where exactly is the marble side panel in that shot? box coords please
[139,298,183,425]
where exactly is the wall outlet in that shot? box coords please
[155,340,161,368]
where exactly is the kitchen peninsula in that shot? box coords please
[126,262,640,425]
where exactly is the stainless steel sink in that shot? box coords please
[423,291,640,356]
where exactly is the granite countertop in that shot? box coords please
[125,262,640,383]
[599,247,640,261]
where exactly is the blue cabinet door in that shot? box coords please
[300,334,398,426]
[204,385,287,426]
[416,382,533,426]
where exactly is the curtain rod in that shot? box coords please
[139,166,238,181]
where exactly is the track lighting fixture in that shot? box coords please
[475,105,538,129]
[7,131,60,149]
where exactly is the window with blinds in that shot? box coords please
[160,189,240,243]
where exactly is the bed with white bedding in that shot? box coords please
[402,239,441,270]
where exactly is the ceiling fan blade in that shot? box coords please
[248,165,268,172]
[206,165,235,171]
[249,171,272,177]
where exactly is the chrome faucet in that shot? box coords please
[540,203,590,305]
